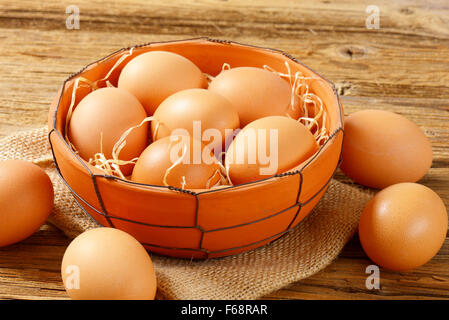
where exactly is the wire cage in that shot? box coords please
[48,38,344,259]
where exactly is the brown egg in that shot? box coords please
[208,67,300,127]
[68,87,148,176]
[359,183,448,271]
[118,51,206,115]
[0,160,54,247]
[61,227,157,300]
[152,88,240,154]
[225,116,318,185]
[132,135,222,189]
[340,109,433,189]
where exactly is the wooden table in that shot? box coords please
[0,0,448,300]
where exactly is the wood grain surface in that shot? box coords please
[0,0,448,300]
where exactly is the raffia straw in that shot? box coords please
[222,63,231,71]
[212,151,233,186]
[88,116,155,178]
[203,73,215,84]
[180,176,187,189]
[97,47,135,87]
[162,141,188,188]
[152,121,161,142]
[205,162,231,189]
[224,161,233,187]
[264,61,329,146]
[203,62,232,84]
[111,116,154,163]
[217,160,232,186]
[89,153,127,179]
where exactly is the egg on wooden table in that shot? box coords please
[61,227,157,300]
[0,160,54,247]
[118,51,207,115]
[359,183,448,271]
[208,67,300,127]
[225,116,318,185]
[340,109,433,189]
[68,87,148,176]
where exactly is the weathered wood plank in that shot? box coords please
[0,0,448,300]
[1,224,448,300]
[265,237,449,300]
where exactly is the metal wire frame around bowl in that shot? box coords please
[48,37,345,259]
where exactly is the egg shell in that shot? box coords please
[208,67,300,127]
[152,88,240,153]
[0,160,54,247]
[118,51,206,115]
[61,227,157,300]
[225,116,318,185]
[340,109,433,189]
[359,183,448,271]
[68,87,148,176]
[132,135,222,189]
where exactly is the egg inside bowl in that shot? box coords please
[48,38,344,259]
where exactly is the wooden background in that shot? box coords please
[0,0,448,299]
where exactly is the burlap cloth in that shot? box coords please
[0,127,372,300]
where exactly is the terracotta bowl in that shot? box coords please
[48,38,344,259]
